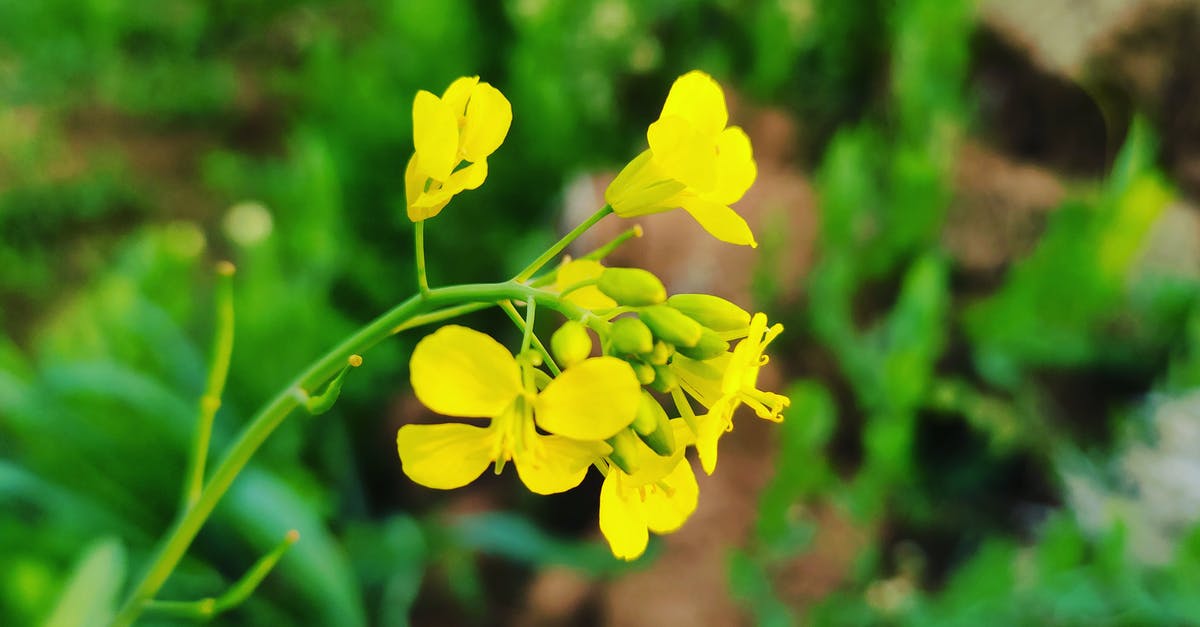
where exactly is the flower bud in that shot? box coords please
[550,321,592,368]
[666,294,751,332]
[675,327,729,361]
[606,428,641,474]
[649,364,678,393]
[646,340,674,366]
[610,317,654,355]
[630,361,656,386]
[597,267,667,306]
[634,395,677,456]
[639,305,703,347]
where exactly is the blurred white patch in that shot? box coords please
[1064,390,1200,564]
[223,201,273,247]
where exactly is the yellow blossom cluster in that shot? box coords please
[397,71,789,560]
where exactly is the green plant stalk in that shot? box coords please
[415,220,431,295]
[182,262,236,509]
[514,205,613,282]
[500,300,560,376]
[112,281,586,626]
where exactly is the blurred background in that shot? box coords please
[3,0,1200,625]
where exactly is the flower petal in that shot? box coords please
[516,435,609,495]
[534,356,641,440]
[412,90,459,181]
[396,423,495,489]
[659,70,727,137]
[599,471,649,561]
[693,404,730,475]
[648,115,718,192]
[672,353,728,409]
[410,325,521,417]
[643,457,700,533]
[679,196,757,247]
[405,154,446,222]
[441,75,480,117]
[460,82,512,162]
[712,127,757,205]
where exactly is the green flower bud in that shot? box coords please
[606,428,641,474]
[675,327,730,361]
[633,394,677,456]
[666,294,751,332]
[639,305,703,347]
[610,317,655,355]
[597,267,667,306]
[550,321,592,368]
[646,340,674,366]
[630,361,656,385]
[649,364,678,393]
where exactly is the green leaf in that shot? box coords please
[41,537,126,627]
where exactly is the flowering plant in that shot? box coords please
[111,70,788,624]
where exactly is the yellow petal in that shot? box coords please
[410,325,521,417]
[659,70,727,137]
[405,154,445,222]
[647,115,718,192]
[712,127,757,205]
[441,75,480,117]
[643,457,700,533]
[599,471,649,561]
[515,435,609,495]
[412,90,459,181]
[678,195,757,247]
[460,82,512,162]
[693,405,730,475]
[396,423,495,489]
[556,260,617,310]
[672,353,728,408]
[534,357,641,440]
[606,150,688,217]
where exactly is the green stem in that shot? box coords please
[415,220,431,295]
[112,281,584,626]
[514,205,613,283]
[392,302,493,333]
[182,262,236,509]
[499,300,560,376]
[581,224,642,262]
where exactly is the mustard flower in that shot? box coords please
[605,70,758,247]
[599,420,699,560]
[396,325,640,494]
[553,259,616,310]
[672,313,789,474]
[405,76,512,221]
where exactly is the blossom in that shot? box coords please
[598,420,699,560]
[553,259,616,310]
[405,76,512,222]
[672,313,789,474]
[605,70,758,247]
[396,325,640,494]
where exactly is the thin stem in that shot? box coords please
[581,224,642,262]
[112,281,585,626]
[415,220,431,295]
[182,261,236,510]
[521,299,536,353]
[514,205,613,283]
[392,302,494,333]
[500,300,560,376]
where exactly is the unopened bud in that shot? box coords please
[550,321,592,368]
[647,341,674,366]
[666,294,751,332]
[607,428,641,474]
[649,364,678,393]
[630,361,656,385]
[597,268,667,306]
[632,393,676,456]
[639,305,703,348]
[675,328,729,361]
[610,317,654,355]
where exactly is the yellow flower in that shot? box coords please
[396,325,641,494]
[671,313,789,474]
[605,70,758,247]
[405,76,513,222]
[598,420,699,560]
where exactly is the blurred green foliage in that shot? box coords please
[2,0,1199,625]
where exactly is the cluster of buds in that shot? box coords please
[395,70,789,559]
